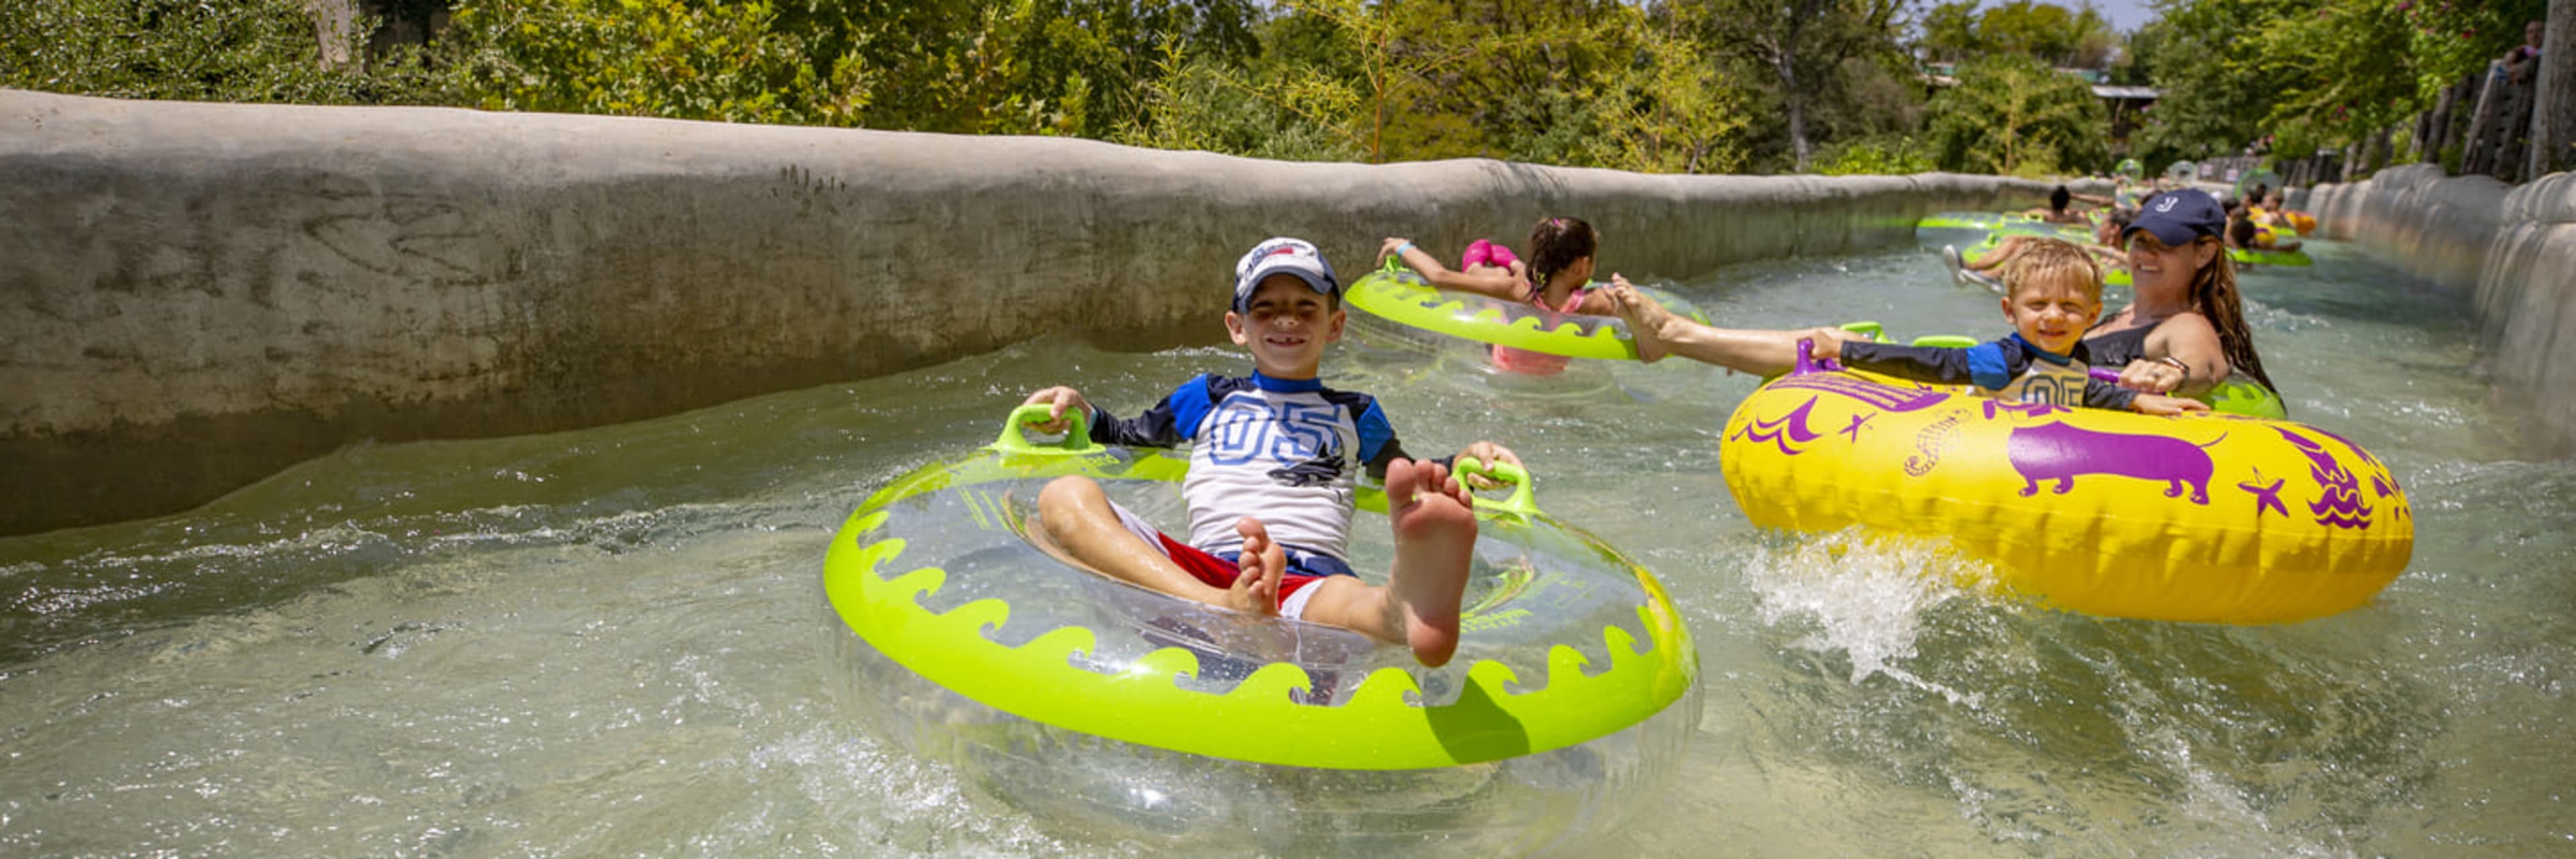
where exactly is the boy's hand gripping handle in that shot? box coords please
[1453,457,1539,517]
[993,404,1101,456]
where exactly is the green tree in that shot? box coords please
[1921,1,1983,62]
[2127,0,2546,175]
[2399,0,2547,99]
[2243,0,2417,149]
[0,0,428,104]
[1360,0,1630,163]
[1116,44,1361,161]
[1813,135,1934,174]
[2127,1,2275,167]
[1975,0,2114,68]
[435,0,1257,134]
[438,0,830,124]
[1928,52,2106,176]
[1698,0,1913,171]
[1578,3,1755,173]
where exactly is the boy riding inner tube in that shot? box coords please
[1841,321,2288,420]
[1717,345,2408,624]
[824,407,1700,844]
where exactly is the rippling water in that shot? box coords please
[3,242,2569,856]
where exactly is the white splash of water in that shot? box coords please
[1744,527,1996,707]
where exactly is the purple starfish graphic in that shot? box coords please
[1841,412,1874,442]
[2239,468,2288,521]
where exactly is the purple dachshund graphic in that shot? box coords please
[2006,421,2222,504]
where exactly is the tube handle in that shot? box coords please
[991,403,1101,456]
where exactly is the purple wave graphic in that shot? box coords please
[2005,421,2218,504]
[1732,397,1825,456]
[2275,427,2373,529]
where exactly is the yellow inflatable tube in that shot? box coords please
[1720,364,2413,624]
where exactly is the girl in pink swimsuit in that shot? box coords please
[1379,217,1635,376]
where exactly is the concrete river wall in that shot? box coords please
[2304,164,2576,457]
[4,89,2064,534]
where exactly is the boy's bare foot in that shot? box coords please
[1383,458,1477,667]
[1221,517,1283,616]
[1607,285,1672,364]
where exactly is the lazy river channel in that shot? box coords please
[2,240,2570,856]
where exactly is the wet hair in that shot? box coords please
[2097,209,2135,239]
[2132,232,2275,389]
[2003,238,2102,303]
[1525,217,1598,294]
[2229,217,2258,248]
[2050,185,2072,213]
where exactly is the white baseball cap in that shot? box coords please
[1232,237,1340,312]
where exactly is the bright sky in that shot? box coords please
[1943,0,2163,35]
[2088,0,2160,34]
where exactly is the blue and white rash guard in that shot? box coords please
[1087,372,1418,562]
[1839,334,2138,410]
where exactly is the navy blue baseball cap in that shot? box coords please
[1232,238,1340,311]
[2125,190,2226,246]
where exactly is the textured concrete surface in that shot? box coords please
[2307,164,2576,456]
[2,88,2059,535]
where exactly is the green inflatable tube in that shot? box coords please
[1342,262,1707,361]
[824,405,1700,771]
[2229,246,2312,266]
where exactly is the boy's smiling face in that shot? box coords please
[1226,274,1343,378]
[2002,270,2100,356]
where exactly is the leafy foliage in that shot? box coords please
[1578,4,1756,173]
[0,0,425,104]
[1929,52,2106,176]
[1813,135,1935,174]
[2132,0,2551,176]
[2127,0,2277,166]
[438,0,830,124]
[0,0,2134,181]
[1921,0,2116,68]
[2402,0,2548,99]
[1117,0,1763,172]
[1695,0,1917,171]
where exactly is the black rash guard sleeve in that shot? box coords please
[1837,342,1977,386]
[2082,378,2140,411]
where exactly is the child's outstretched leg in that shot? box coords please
[1605,286,1671,363]
[1383,458,1477,668]
[1032,475,1279,617]
[1607,285,1853,376]
[1299,460,1478,666]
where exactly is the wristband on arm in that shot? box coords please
[2157,355,2190,383]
